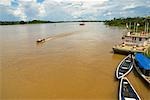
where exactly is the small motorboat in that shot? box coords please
[116,54,133,79]
[119,77,141,100]
[133,53,150,84]
[79,23,85,26]
[36,38,45,43]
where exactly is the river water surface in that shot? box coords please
[0,22,150,100]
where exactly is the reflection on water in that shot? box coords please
[1,23,150,100]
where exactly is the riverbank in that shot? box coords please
[0,20,53,25]
[0,20,102,25]
[104,16,150,31]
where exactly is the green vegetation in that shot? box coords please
[0,20,102,25]
[144,46,150,58]
[104,16,150,31]
[0,20,54,25]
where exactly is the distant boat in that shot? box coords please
[79,22,85,26]
[36,38,45,43]
[116,54,133,79]
[133,53,150,84]
[119,77,141,100]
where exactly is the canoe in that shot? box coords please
[133,62,150,84]
[119,77,141,100]
[134,53,150,84]
[116,54,133,79]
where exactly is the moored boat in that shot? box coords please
[113,21,150,55]
[113,46,146,55]
[113,31,150,55]
[116,54,133,79]
[133,53,150,84]
[119,77,141,100]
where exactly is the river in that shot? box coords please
[0,22,149,100]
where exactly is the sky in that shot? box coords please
[0,0,150,21]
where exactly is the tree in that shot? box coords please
[20,21,26,24]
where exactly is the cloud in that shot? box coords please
[13,5,27,20]
[0,0,11,6]
[97,0,150,20]
[0,0,150,21]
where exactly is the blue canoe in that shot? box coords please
[135,53,150,70]
[134,53,150,84]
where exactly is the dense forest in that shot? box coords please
[1,17,150,30]
[0,20,102,25]
[0,20,54,25]
[104,16,150,31]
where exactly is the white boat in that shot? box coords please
[113,35,149,55]
[113,46,146,55]
[119,77,141,100]
[113,22,150,55]
[116,54,133,79]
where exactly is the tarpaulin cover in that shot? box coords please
[135,53,150,70]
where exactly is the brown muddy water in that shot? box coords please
[0,22,149,100]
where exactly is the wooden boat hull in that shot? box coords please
[133,60,150,84]
[119,77,141,100]
[116,54,133,79]
[79,23,85,25]
[113,47,144,55]
[36,39,45,43]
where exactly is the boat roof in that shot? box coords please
[125,34,150,38]
[135,53,150,70]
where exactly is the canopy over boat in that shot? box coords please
[135,53,150,70]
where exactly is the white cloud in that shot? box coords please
[122,4,137,10]
[13,5,27,21]
[55,0,108,19]
[0,0,150,21]
[10,0,45,20]
[18,0,36,2]
[0,0,11,6]
[38,4,46,17]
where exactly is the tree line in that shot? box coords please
[104,16,150,31]
[0,20,53,25]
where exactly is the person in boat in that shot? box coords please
[144,46,150,58]
[121,42,125,47]
[129,51,134,62]
[142,47,150,76]
[37,38,45,43]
